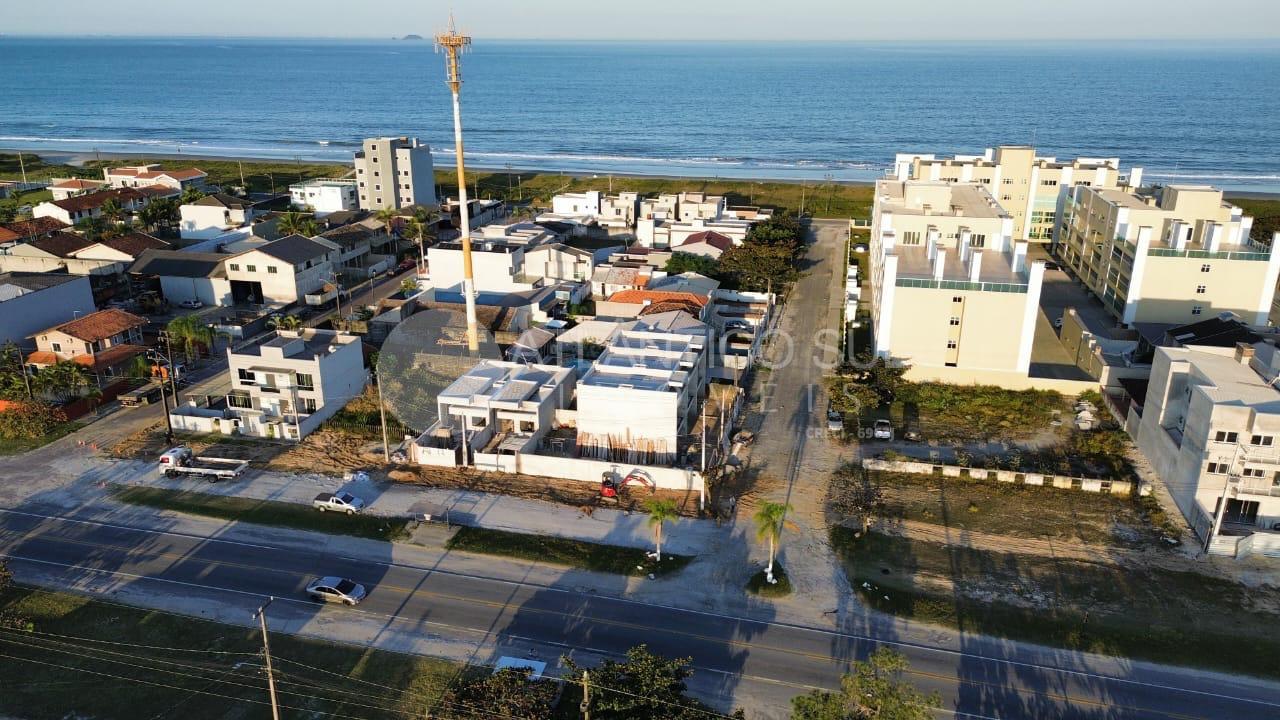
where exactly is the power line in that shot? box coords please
[0,626,259,656]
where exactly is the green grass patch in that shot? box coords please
[887,382,1067,442]
[112,486,412,542]
[746,562,792,597]
[0,422,82,456]
[831,527,1280,678]
[0,585,462,719]
[447,526,692,577]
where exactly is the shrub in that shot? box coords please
[0,401,66,440]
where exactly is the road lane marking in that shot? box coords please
[5,508,1279,712]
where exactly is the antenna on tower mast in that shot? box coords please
[436,15,480,353]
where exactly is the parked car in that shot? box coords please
[178,299,203,309]
[827,410,844,434]
[852,243,869,253]
[312,492,366,514]
[872,419,894,440]
[305,576,366,606]
[1044,261,1061,271]
[396,258,417,273]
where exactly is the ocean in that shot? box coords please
[2,37,1279,189]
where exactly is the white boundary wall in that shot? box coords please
[469,451,704,494]
[862,457,1148,497]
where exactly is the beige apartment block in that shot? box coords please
[895,145,1139,241]
[870,180,1044,378]
[353,137,437,210]
[1055,184,1280,327]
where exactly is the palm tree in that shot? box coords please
[408,207,439,273]
[277,211,318,237]
[165,315,213,363]
[399,277,419,295]
[75,216,108,241]
[266,314,303,331]
[644,498,679,562]
[753,501,793,584]
[180,185,205,205]
[374,207,399,239]
[32,361,93,403]
[100,197,125,228]
[139,197,178,233]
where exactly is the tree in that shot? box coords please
[644,498,678,562]
[790,648,940,720]
[277,211,318,237]
[399,277,419,294]
[179,185,205,205]
[0,342,31,401]
[31,361,93,402]
[266,314,303,331]
[375,207,400,238]
[0,558,27,630]
[139,197,179,232]
[0,400,67,440]
[165,315,213,363]
[719,241,797,293]
[439,668,557,719]
[663,252,720,279]
[126,354,152,382]
[747,213,803,250]
[75,215,108,241]
[754,501,792,584]
[564,645,744,720]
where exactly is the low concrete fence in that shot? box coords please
[471,450,704,494]
[862,457,1149,497]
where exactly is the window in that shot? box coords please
[1252,434,1274,447]
[375,184,381,191]
[237,368,255,385]
[1214,430,1239,443]
[84,343,91,354]
[247,265,257,273]
[267,266,277,274]
[228,393,252,409]
[301,398,317,414]
[1207,462,1228,474]
[952,296,963,303]
[229,263,239,271]
[901,231,921,245]
[403,184,410,190]
[1196,285,1206,294]
[1242,467,1266,478]
[51,343,61,353]
[373,171,380,177]
[358,182,365,188]
[949,317,961,326]
[1041,179,1059,186]
[357,168,364,174]
[970,234,986,248]
[1192,305,1203,315]
[295,373,314,391]
[946,340,958,349]
[1201,264,1211,273]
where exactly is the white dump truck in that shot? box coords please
[157,446,249,482]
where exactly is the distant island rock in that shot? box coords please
[400,34,425,41]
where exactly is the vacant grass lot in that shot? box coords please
[112,486,412,542]
[0,586,463,719]
[447,526,692,577]
[889,382,1068,442]
[832,528,1280,678]
[0,422,81,456]
[871,470,1159,546]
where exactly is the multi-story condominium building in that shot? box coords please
[576,326,708,463]
[870,180,1044,379]
[1136,342,1280,558]
[1055,184,1280,326]
[211,329,365,440]
[639,194,679,220]
[417,360,576,465]
[353,137,437,211]
[290,179,358,216]
[894,145,1140,241]
[550,191,639,229]
[676,192,726,222]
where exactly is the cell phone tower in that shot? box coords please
[435,14,479,352]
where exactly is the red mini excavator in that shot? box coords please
[599,469,656,499]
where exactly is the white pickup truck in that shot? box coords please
[157,446,249,482]
[312,492,366,514]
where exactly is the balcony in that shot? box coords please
[1237,477,1280,498]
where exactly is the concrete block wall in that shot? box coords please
[862,458,1147,497]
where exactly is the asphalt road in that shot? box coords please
[3,509,1277,720]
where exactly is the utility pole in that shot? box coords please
[436,15,480,353]
[253,598,282,720]
[376,370,390,461]
[17,152,28,185]
[148,349,174,443]
[158,330,180,405]
[579,670,591,720]
[238,161,246,191]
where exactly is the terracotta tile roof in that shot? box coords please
[3,217,69,239]
[94,232,170,258]
[50,188,143,213]
[606,289,710,308]
[0,227,19,243]
[25,344,148,372]
[680,230,734,251]
[51,179,105,190]
[47,308,148,342]
[23,351,58,365]
[29,231,95,258]
[137,184,180,198]
[639,299,704,317]
[145,168,205,181]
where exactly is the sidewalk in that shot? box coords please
[113,459,720,556]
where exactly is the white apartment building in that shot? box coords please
[639,194,679,221]
[1055,184,1280,326]
[1136,342,1280,558]
[635,216,751,249]
[870,180,1044,382]
[179,193,266,240]
[894,145,1140,241]
[206,330,364,440]
[428,240,531,297]
[477,221,557,247]
[576,326,708,463]
[224,235,338,305]
[415,360,576,466]
[353,137,437,210]
[676,192,725,222]
[290,179,358,216]
[103,165,207,190]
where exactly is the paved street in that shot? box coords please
[4,508,1279,720]
[3,224,1280,717]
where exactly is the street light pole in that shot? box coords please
[253,598,282,720]
[376,370,390,462]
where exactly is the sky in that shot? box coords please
[2,0,1279,41]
